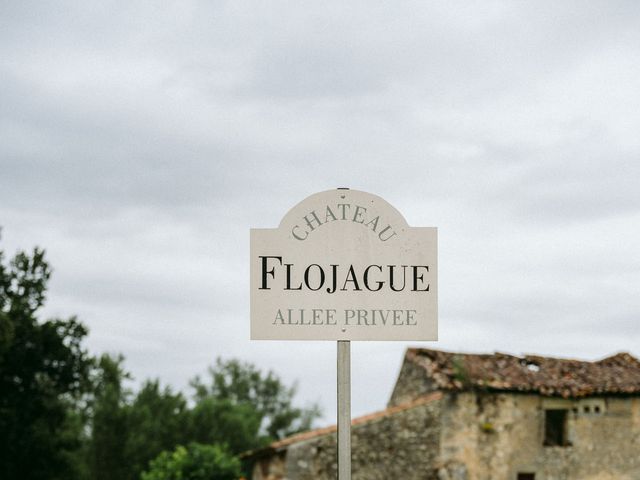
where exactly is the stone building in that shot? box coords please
[245,348,640,480]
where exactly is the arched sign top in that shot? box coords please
[278,189,409,244]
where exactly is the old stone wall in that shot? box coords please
[388,356,437,407]
[251,397,442,480]
[252,389,640,480]
[439,392,640,480]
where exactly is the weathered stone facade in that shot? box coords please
[251,394,443,480]
[439,392,640,480]
[247,349,640,480]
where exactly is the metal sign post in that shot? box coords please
[336,188,351,480]
[337,340,351,480]
[250,188,438,480]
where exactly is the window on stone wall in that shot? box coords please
[517,474,535,480]
[544,409,569,446]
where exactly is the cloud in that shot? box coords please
[1,0,639,420]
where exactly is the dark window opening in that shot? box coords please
[544,409,569,446]
[584,405,590,413]
[518,474,535,480]
[594,405,601,413]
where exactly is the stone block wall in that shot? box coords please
[251,389,640,480]
[388,355,437,407]
[251,396,443,480]
[439,392,640,480]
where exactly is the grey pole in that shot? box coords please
[337,340,351,479]
[336,187,352,480]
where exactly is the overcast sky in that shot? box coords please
[1,1,639,423]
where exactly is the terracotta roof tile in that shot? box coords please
[407,348,640,398]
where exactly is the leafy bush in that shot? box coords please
[141,443,241,480]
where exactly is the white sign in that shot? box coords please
[250,189,437,341]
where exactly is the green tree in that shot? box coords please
[190,358,321,448]
[89,354,131,480]
[187,397,261,454]
[87,360,192,480]
[125,380,189,479]
[0,235,319,480]
[0,243,92,480]
[141,443,240,480]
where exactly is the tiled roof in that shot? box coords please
[406,348,640,398]
[242,391,442,458]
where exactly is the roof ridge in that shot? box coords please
[409,347,640,364]
[405,348,640,398]
[597,351,640,365]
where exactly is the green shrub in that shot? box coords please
[141,443,240,480]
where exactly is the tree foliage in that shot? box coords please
[125,379,189,479]
[85,358,320,479]
[0,244,92,480]
[1,234,320,480]
[191,358,321,444]
[187,397,261,454]
[89,354,131,480]
[141,443,241,480]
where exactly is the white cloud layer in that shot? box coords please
[1,0,639,422]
